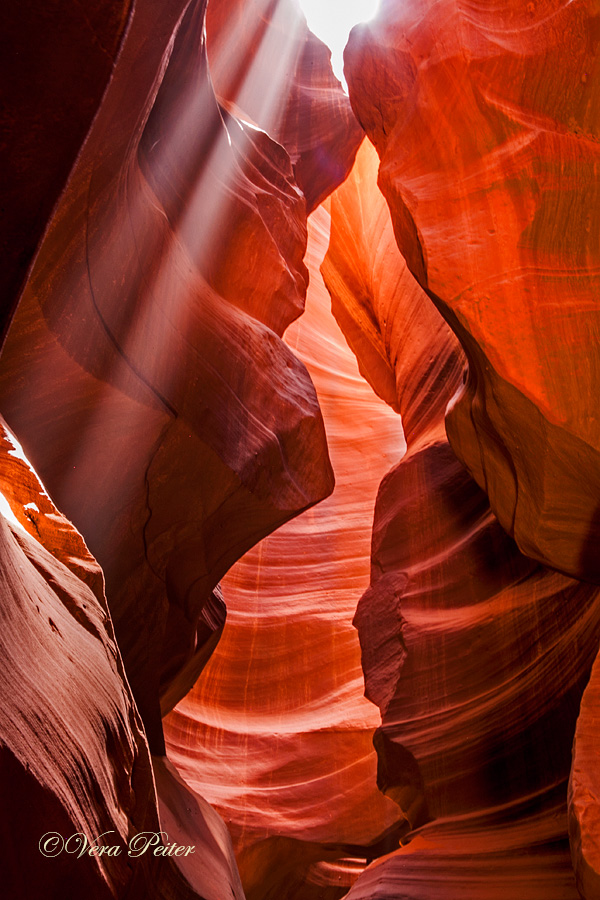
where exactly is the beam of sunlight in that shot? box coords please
[4,0,308,560]
[207,0,306,136]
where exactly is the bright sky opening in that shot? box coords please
[297,0,380,87]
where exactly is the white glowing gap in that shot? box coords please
[298,0,380,85]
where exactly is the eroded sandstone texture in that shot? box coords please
[3,0,600,897]
[165,206,405,900]
[0,0,334,756]
[569,646,600,900]
[0,419,207,899]
[323,132,600,896]
[322,139,464,446]
[345,0,600,582]
[344,793,582,900]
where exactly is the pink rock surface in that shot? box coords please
[3,1,600,897]
[0,417,201,898]
[153,755,246,900]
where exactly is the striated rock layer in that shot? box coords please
[206,0,363,212]
[345,0,600,582]
[322,139,464,445]
[323,134,600,896]
[344,793,581,900]
[165,206,405,900]
[153,755,246,900]
[0,0,334,753]
[0,418,211,899]
[4,0,599,898]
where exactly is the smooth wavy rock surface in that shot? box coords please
[0,418,201,899]
[345,0,600,581]
[358,439,600,825]
[322,138,465,445]
[344,795,580,900]
[0,0,333,753]
[206,0,363,212]
[322,124,600,896]
[153,756,247,900]
[0,0,131,342]
[569,647,600,900]
[164,206,405,900]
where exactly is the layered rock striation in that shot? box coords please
[0,418,218,899]
[165,205,405,900]
[3,0,600,898]
[323,131,600,896]
[345,0,600,583]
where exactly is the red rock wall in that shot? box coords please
[569,646,600,900]
[345,0,600,583]
[4,0,600,898]
[0,0,334,756]
[322,139,465,445]
[0,0,132,343]
[343,793,581,900]
[0,419,207,899]
[322,131,600,897]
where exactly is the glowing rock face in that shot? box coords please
[323,132,600,897]
[322,139,465,445]
[344,797,582,900]
[164,206,405,898]
[345,0,600,582]
[206,0,364,212]
[0,0,333,754]
[4,0,600,897]
[0,418,199,899]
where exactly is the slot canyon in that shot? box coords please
[1,0,600,898]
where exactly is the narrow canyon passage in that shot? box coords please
[164,205,405,895]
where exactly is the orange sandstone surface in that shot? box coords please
[322,132,600,897]
[0,0,333,757]
[345,0,600,583]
